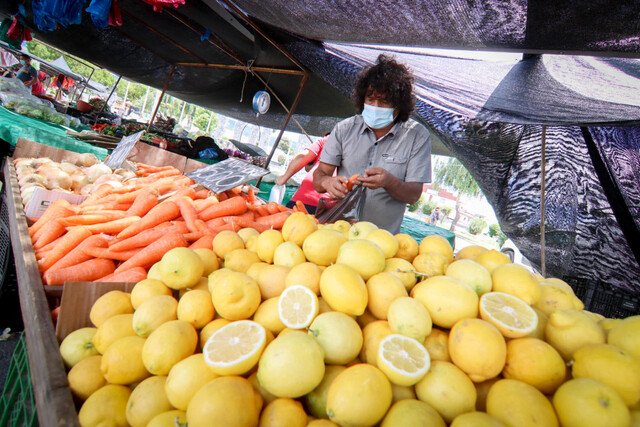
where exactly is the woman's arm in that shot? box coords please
[275,149,317,185]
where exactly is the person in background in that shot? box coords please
[15,54,37,88]
[313,54,431,233]
[31,71,47,96]
[275,132,330,214]
[430,206,441,224]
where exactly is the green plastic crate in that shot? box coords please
[0,334,37,427]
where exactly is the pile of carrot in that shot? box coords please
[27,162,307,285]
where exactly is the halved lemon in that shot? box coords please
[377,334,431,386]
[479,291,538,338]
[203,320,266,375]
[278,285,319,329]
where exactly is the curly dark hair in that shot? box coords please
[353,54,415,123]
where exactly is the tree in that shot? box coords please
[434,158,481,232]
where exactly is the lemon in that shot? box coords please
[285,262,321,294]
[308,311,363,364]
[125,376,173,427]
[302,229,347,266]
[384,257,418,291]
[412,253,449,276]
[246,261,269,281]
[582,310,605,323]
[446,259,492,295]
[248,371,278,406]
[356,310,378,329]
[101,336,150,385]
[308,420,339,427]
[491,264,541,305]
[377,334,430,386]
[419,234,454,261]
[534,283,584,315]
[391,383,417,403]
[479,292,538,338]
[415,360,476,423]
[631,410,640,427]
[78,384,131,427]
[256,265,290,299]
[553,378,629,427]
[449,318,507,382]
[159,247,205,290]
[147,263,163,281]
[528,307,548,340]
[503,338,566,394]
[387,296,432,342]
[199,318,230,349]
[67,355,106,401]
[207,267,232,292]
[203,320,266,376]
[424,328,450,362]
[366,272,408,320]
[327,364,392,426]
[147,410,187,427]
[545,309,605,360]
[256,229,284,263]
[238,227,260,243]
[212,230,245,259]
[487,379,558,427]
[179,276,209,297]
[332,219,351,236]
[142,320,198,375]
[258,332,325,397]
[259,398,307,427]
[278,285,319,329]
[187,376,260,427]
[572,343,640,406]
[224,248,260,273]
[272,241,306,268]
[475,378,499,412]
[132,295,178,337]
[253,297,285,334]
[60,327,99,368]
[366,229,399,258]
[360,320,392,366]
[451,412,505,427]
[193,248,219,275]
[165,353,218,410]
[211,271,261,320]
[349,221,378,239]
[607,315,640,359]
[335,239,386,281]
[382,399,446,427]
[306,365,348,419]
[282,212,317,246]
[455,245,488,261]
[90,291,134,327]
[411,276,479,328]
[475,250,510,273]
[178,290,214,329]
[131,279,172,309]
[394,233,419,262]
[541,277,574,292]
[319,263,368,316]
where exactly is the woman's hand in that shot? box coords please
[275,175,287,186]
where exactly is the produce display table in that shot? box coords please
[0,107,107,159]
[400,216,456,247]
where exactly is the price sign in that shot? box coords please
[104,130,145,169]
[186,158,269,193]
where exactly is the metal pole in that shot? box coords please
[206,111,213,133]
[540,125,547,276]
[93,75,121,125]
[176,62,304,76]
[148,65,175,131]
[179,101,187,124]
[76,67,95,102]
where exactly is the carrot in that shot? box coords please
[45,235,108,279]
[85,216,141,235]
[171,221,190,234]
[295,201,309,214]
[39,227,92,272]
[254,211,291,229]
[126,190,159,217]
[33,220,67,250]
[346,174,360,191]
[189,234,215,250]
[183,231,207,242]
[36,236,63,254]
[208,222,240,233]
[199,197,247,221]
[239,221,273,233]
[114,233,188,273]
[246,187,256,204]
[59,212,127,227]
[194,219,209,233]
[45,258,116,285]
[109,224,179,252]
[266,202,280,215]
[194,197,219,213]
[82,246,142,261]
[217,192,228,201]
[28,200,72,238]
[277,204,290,213]
[255,205,270,217]
[165,187,197,202]
[176,197,199,233]
[96,267,147,283]
[117,201,180,239]
[194,189,211,200]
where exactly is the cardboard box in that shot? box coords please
[24,187,87,219]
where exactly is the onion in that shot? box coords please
[14,158,36,169]
[16,165,36,178]
[114,168,137,180]
[21,184,44,204]
[39,168,72,190]
[18,173,46,188]
[31,158,53,168]
[75,153,99,167]
[80,184,95,196]
[59,162,81,175]
[85,163,113,183]
[70,174,90,192]
[94,174,123,186]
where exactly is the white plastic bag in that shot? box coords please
[268,184,286,204]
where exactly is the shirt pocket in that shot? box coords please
[382,155,409,179]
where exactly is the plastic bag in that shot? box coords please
[315,185,366,224]
[269,184,286,204]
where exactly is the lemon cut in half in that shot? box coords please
[203,320,266,376]
[278,285,319,329]
[377,334,431,386]
[480,291,538,338]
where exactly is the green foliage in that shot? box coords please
[278,138,291,153]
[421,200,437,215]
[440,206,452,217]
[468,217,487,235]
[407,196,424,213]
[434,157,481,197]
[489,223,508,246]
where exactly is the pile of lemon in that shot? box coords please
[58,212,640,427]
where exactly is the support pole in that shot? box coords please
[206,111,214,133]
[76,67,95,102]
[148,65,175,132]
[540,125,547,276]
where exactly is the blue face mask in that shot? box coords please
[19,60,26,66]
[362,104,395,129]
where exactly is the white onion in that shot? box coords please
[94,174,123,186]
[85,163,113,183]
[16,165,36,178]
[39,168,72,190]
[70,174,90,192]
[75,153,99,167]
[80,184,95,196]
[18,173,46,187]
[59,162,81,175]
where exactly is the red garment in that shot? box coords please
[31,78,44,96]
[291,136,329,207]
